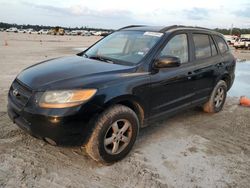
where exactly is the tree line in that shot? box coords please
[214,28,250,35]
[0,22,113,32]
[1,22,250,34]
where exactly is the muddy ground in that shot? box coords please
[0,33,250,188]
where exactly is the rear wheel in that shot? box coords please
[203,80,227,113]
[86,105,139,164]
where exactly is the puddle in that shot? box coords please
[228,60,250,98]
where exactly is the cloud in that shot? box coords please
[233,4,250,18]
[21,1,139,28]
[23,1,134,19]
[22,1,71,15]
[183,7,209,20]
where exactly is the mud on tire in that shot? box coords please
[85,104,139,164]
[203,80,227,113]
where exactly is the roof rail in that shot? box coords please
[159,25,178,32]
[188,26,214,31]
[159,25,215,32]
[117,25,146,30]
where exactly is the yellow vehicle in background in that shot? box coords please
[48,27,65,35]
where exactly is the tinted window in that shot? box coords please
[209,36,217,56]
[214,36,229,53]
[160,34,188,63]
[193,34,211,59]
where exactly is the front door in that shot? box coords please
[149,33,196,119]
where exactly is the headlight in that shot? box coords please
[39,89,97,108]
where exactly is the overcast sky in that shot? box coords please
[0,0,249,29]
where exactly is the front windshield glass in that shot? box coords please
[84,31,163,65]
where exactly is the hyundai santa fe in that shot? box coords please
[8,25,235,163]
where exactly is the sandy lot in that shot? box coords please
[0,33,250,188]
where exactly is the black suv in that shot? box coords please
[8,25,235,163]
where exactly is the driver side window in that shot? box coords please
[160,34,189,63]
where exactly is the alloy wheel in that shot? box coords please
[104,119,132,155]
[214,86,225,108]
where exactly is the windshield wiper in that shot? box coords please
[88,55,114,64]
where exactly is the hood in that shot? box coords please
[17,56,134,90]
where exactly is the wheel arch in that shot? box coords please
[103,95,146,127]
[220,73,231,91]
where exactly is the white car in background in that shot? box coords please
[70,30,80,35]
[234,38,250,49]
[26,29,38,34]
[17,29,26,33]
[224,35,238,45]
[244,40,250,49]
[92,31,102,36]
[81,30,92,36]
[38,29,48,34]
[6,27,18,32]
[26,28,34,34]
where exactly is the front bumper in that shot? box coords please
[7,97,96,146]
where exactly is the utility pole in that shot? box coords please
[230,24,233,35]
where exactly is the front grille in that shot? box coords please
[9,79,32,108]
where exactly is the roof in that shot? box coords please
[119,25,221,35]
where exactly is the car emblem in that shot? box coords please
[13,89,19,97]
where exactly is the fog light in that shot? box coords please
[49,116,60,123]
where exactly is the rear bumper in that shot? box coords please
[7,98,96,146]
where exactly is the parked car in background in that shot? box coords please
[0,28,5,31]
[31,30,38,34]
[38,29,48,35]
[224,35,238,45]
[69,30,79,35]
[244,40,250,49]
[6,27,18,33]
[48,28,65,35]
[92,31,102,36]
[81,31,92,36]
[100,32,110,36]
[26,28,34,34]
[7,25,236,164]
[64,30,71,35]
[233,38,250,49]
[17,29,26,33]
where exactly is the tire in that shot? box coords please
[203,80,227,113]
[86,104,139,164]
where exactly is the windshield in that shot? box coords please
[84,31,163,65]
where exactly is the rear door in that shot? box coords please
[190,33,220,102]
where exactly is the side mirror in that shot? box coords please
[154,56,181,68]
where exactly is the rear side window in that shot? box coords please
[160,34,188,63]
[214,36,229,54]
[193,34,211,59]
[209,36,217,56]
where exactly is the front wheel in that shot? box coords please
[203,80,227,113]
[86,105,139,164]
